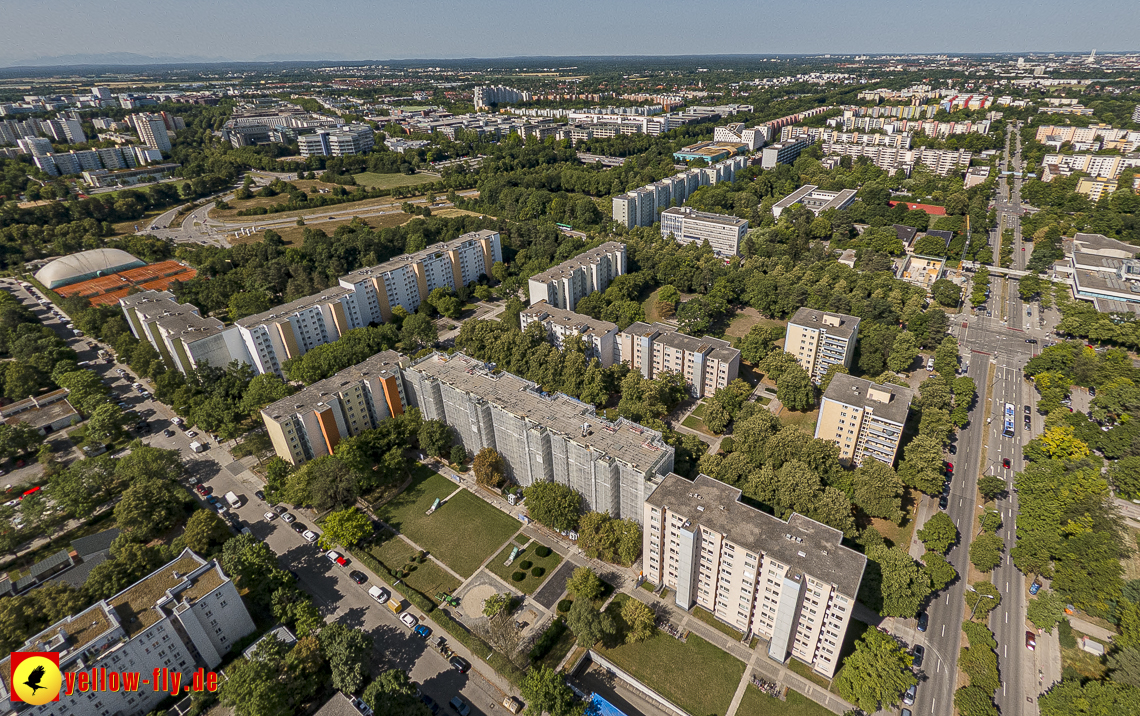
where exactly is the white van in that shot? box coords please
[368,586,390,604]
[189,441,206,453]
[926,358,935,371]
[225,491,241,508]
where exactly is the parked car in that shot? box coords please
[255,490,265,501]
[273,505,288,515]
[1024,405,1031,415]
[349,570,367,584]
[1026,631,1037,650]
[903,684,916,706]
[400,612,419,629]
[302,530,318,543]
[282,512,296,523]
[327,551,348,566]
[1030,580,1042,595]
[938,494,949,510]
[448,697,471,716]
[163,429,174,437]
[205,495,217,505]
[912,645,925,669]
[917,612,929,632]
[449,656,471,674]
[195,485,210,496]
[264,512,276,521]
[414,624,432,639]
[419,694,439,715]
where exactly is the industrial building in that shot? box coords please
[404,353,674,522]
[816,374,912,466]
[120,290,250,374]
[520,301,619,367]
[771,186,858,218]
[0,550,254,716]
[643,473,865,679]
[617,322,740,398]
[527,242,626,312]
[659,207,749,257]
[261,351,406,465]
[785,308,861,382]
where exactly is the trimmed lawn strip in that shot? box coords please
[691,605,746,641]
[736,687,833,716]
[487,540,563,595]
[787,658,830,689]
[682,415,713,435]
[367,529,461,598]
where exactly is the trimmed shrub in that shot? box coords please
[529,617,568,663]
[519,560,533,570]
[557,599,572,613]
[512,571,526,582]
[531,567,545,578]
[535,546,552,558]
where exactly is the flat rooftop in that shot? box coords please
[263,350,403,419]
[109,554,206,638]
[646,474,866,598]
[772,185,857,214]
[659,207,748,228]
[822,373,913,425]
[621,322,739,362]
[236,285,353,328]
[1073,268,1140,300]
[521,301,617,337]
[1072,252,1125,272]
[408,352,672,473]
[339,229,500,285]
[120,289,176,309]
[4,397,77,429]
[157,310,227,344]
[788,307,861,340]
[529,242,625,284]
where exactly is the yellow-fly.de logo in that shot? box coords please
[10,652,62,705]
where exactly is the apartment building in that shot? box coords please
[235,288,359,377]
[16,136,52,156]
[527,242,626,312]
[404,353,674,522]
[297,124,375,157]
[261,351,405,465]
[760,136,811,169]
[1041,153,1140,180]
[642,473,865,679]
[611,156,747,228]
[132,113,172,153]
[785,308,861,382]
[659,207,748,257]
[520,301,619,367]
[821,144,972,177]
[617,322,740,398]
[474,85,531,108]
[0,550,254,716]
[780,126,912,149]
[713,122,771,150]
[120,291,250,374]
[816,374,912,465]
[771,185,857,218]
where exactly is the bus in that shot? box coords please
[555,223,572,230]
[1002,402,1016,438]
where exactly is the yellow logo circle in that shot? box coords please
[12,655,61,705]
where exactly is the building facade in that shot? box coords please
[659,207,748,257]
[816,374,913,465]
[297,124,375,157]
[404,353,673,522]
[785,308,861,382]
[527,242,626,312]
[235,288,359,377]
[132,113,172,153]
[760,136,811,168]
[120,291,250,374]
[520,301,619,367]
[261,351,406,465]
[612,156,747,228]
[643,474,865,679]
[617,322,740,398]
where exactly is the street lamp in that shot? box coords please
[965,584,996,620]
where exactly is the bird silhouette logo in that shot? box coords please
[10,652,61,704]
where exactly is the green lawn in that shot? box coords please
[787,658,830,689]
[352,172,438,190]
[736,687,833,716]
[691,606,745,641]
[597,610,744,716]
[367,529,461,598]
[375,468,520,577]
[487,539,563,594]
[682,415,713,436]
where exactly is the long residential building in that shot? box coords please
[760,136,812,169]
[0,549,254,716]
[404,353,674,522]
[1040,153,1140,181]
[261,351,406,465]
[643,473,865,679]
[235,287,359,377]
[120,290,250,374]
[520,301,619,367]
[785,308,860,383]
[618,322,740,398]
[612,155,748,229]
[713,122,771,150]
[815,374,912,466]
[821,143,973,176]
[659,207,749,257]
[527,242,626,312]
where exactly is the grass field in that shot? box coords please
[682,415,713,435]
[375,469,520,577]
[778,407,819,434]
[1062,627,1108,680]
[597,604,744,716]
[487,539,563,594]
[1123,528,1140,580]
[352,172,439,189]
[724,309,787,341]
[787,658,830,689]
[366,528,461,598]
[228,211,413,246]
[691,606,745,641]
[736,688,833,716]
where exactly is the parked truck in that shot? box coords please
[225,491,241,509]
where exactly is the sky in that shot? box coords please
[1,0,1138,66]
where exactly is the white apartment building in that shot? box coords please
[815,374,913,466]
[120,291,251,375]
[339,229,502,323]
[612,156,747,229]
[1040,153,1140,181]
[520,301,619,367]
[771,186,858,218]
[822,144,972,177]
[760,136,811,169]
[643,473,865,679]
[618,322,741,398]
[297,124,375,157]
[527,242,626,312]
[659,207,748,257]
[261,351,406,465]
[713,123,770,151]
[132,113,172,153]
[474,85,530,109]
[0,550,254,716]
[785,308,861,383]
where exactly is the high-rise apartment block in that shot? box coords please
[760,136,812,168]
[133,113,172,153]
[121,290,250,375]
[618,322,740,398]
[0,550,254,716]
[339,230,502,323]
[261,351,406,465]
[816,374,912,465]
[404,353,673,522]
[520,301,619,366]
[527,242,626,312]
[235,288,360,378]
[659,207,749,257]
[473,85,531,109]
[297,124,375,157]
[16,136,52,156]
[713,122,771,150]
[643,473,865,679]
[612,156,747,228]
[785,308,861,382]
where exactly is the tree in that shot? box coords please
[54,369,109,415]
[217,638,291,716]
[1027,590,1066,631]
[852,460,905,522]
[229,291,272,322]
[114,478,188,541]
[3,362,39,401]
[1111,456,1140,498]
[620,598,656,643]
[970,534,1004,572]
[182,509,233,556]
[566,565,604,602]
[417,420,452,458]
[450,445,467,465]
[566,598,614,647]
[85,403,130,446]
[774,361,815,411]
[833,629,918,714]
[933,335,959,377]
[400,313,437,352]
[318,507,372,550]
[1039,678,1140,716]
[861,544,933,618]
[473,447,506,489]
[286,456,360,512]
[1031,425,1091,461]
[887,331,919,373]
[483,592,512,618]
[1109,647,1140,688]
[899,434,947,495]
[738,325,783,365]
[819,363,848,393]
[523,482,583,532]
[363,669,431,716]
[977,475,1007,502]
[319,622,371,695]
[221,534,291,610]
[924,552,958,591]
[239,374,294,418]
[704,401,732,434]
[520,665,579,716]
[965,581,1002,620]
[115,443,184,484]
[932,278,962,308]
[917,512,958,554]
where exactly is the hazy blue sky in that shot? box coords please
[1,0,1138,65]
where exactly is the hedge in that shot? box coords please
[529,617,567,662]
[349,547,436,613]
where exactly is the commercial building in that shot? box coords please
[404,353,674,522]
[132,113,172,153]
[760,136,811,169]
[815,374,912,466]
[1068,252,1140,305]
[642,473,865,679]
[520,301,619,367]
[527,242,626,312]
[261,351,406,465]
[659,207,748,257]
[0,550,254,716]
[120,291,249,374]
[785,308,860,383]
[617,322,740,398]
[297,124,375,157]
[673,141,747,163]
[964,166,992,189]
[339,229,502,323]
[771,186,857,218]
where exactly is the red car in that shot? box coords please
[1002,458,1011,469]
[1026,631,1037,651]
[195,484,210,496]
[945,462,954,473]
